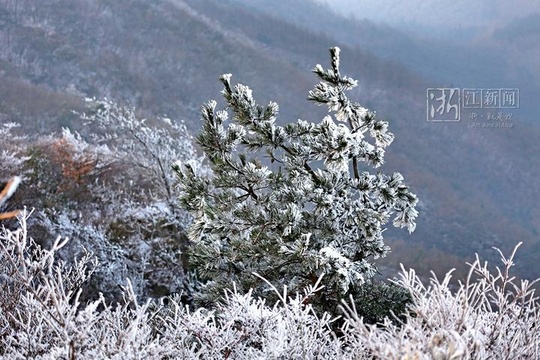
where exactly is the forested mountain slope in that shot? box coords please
[0,0,539,281]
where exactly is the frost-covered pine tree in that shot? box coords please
[175,47,418,314]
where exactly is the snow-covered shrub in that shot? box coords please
[73,100,206,300]
[0,122,29,178]
[0,214,538,358]
[0,212,98,358]
[0,213,343,358]
[20,128,112,209]
[341,242,540,359]
[1,101,203,303]
[175,47,418,316]
[79,98,203,229]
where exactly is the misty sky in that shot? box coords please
[325,0,540,38]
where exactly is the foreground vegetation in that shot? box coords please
[0,213,538,359]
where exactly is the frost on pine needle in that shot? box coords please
[175,47,419,317]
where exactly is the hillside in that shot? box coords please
[0,0,539,282]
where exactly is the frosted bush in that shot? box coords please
[79,98,205,228]
[1,214,538,359]
[9,101,205,302]
[0,213,341,359]
[341,243,540,359]
[0,122,30,177]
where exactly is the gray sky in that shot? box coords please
[325,0,540,37]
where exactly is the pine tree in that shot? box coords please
[175,47,418,315]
